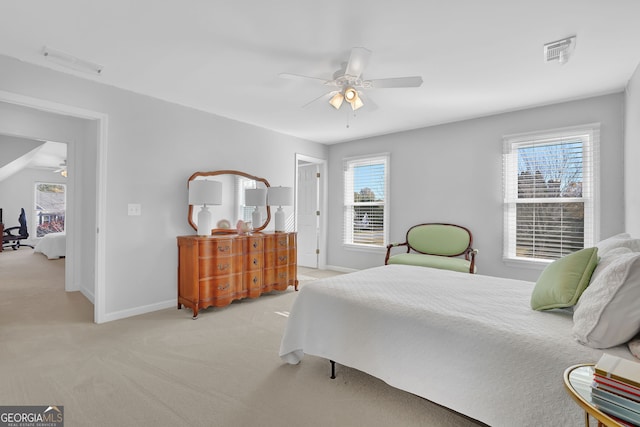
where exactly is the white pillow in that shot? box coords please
[596,233,640,256]
[573,252,640,348]
[590,247,633,280]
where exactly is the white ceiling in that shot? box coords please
[1,1,640,144]
[0,141,66,182]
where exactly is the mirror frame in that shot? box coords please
[187,170,271,233]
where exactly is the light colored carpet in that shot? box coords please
[0,250,483,427]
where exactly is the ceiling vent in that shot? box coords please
[544,36,576,64]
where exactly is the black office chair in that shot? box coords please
[2,208,34,250]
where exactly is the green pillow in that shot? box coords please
[530,247,599,311]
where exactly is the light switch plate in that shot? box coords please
[127,203,141,216]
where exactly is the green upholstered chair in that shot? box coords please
[384,223,478,273]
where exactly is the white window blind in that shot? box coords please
[503,124,599,262]
[343,154,389,248]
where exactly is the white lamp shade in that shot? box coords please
[189,180,222,206]
[245,188,267,206]
[267,186,293,207]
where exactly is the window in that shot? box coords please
[343,154,389,248]
[236,176,255,223]
[34,182,66,237]
[503,125,599,263]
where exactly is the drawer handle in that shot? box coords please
[253,241,259,249]
[278,239,287,246]
[253,258,259,265]
[218,263,229,271]
[219,246,230,253]
[218,283,230,290]
[252,276,259,284]
[278,255,287,262]
[278,272,287,279]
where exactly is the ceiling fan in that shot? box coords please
[54,160,67,177]
[280,47,423,111]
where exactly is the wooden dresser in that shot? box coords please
[177,232,297,318]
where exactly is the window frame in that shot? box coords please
[502,124,600,266]
[342,153,390,251]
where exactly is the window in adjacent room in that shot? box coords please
[503,124,599,263]
[343,153,389,249]
[34,182,66,237]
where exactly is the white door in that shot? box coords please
[297,163,319,268]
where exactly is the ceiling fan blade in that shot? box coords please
[368,76,424,88]
[344,47,371,79]
[279,72,329,84]
[301,91,336,108]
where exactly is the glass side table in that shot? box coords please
[564,364,626,427]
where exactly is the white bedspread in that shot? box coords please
[34,232,66,259]
[279,264,633,426]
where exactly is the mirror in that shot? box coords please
[188,170,271,233]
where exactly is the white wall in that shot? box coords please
[0,54,327,322]
[625,63,640,236]
[327,94,625,282]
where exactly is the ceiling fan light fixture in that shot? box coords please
[344,87,363,110]
[351,94,364,110]
[329,92,344,109]
[344,87,357,101]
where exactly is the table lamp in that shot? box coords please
[267,186,293,232]
[189,180,222,236]
[245,188,267,231]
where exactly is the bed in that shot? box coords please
[279,264,634,427]
[34,232,66,259]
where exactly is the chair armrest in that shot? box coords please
[3,226,20,236]
[465,248,478,273]
[385,242,408,265]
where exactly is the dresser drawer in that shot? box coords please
[265,234,289,251]
[244,253,263,271]
[199,274,240,302]
[246,236,263,253]
[198,238,239,257]
[275,249,290,266]
[199,254,242,278]
[245,271,263,297]
[272,266,289,291]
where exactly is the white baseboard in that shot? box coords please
[80,286,95,304]
[325,264,359,274]
[102,299,176,323]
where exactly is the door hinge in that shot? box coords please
[316,249,320,254]
[316,210,320,216]
[316,172,320,178]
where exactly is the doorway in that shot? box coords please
[295,154,327,269]
[0,91,107,323]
